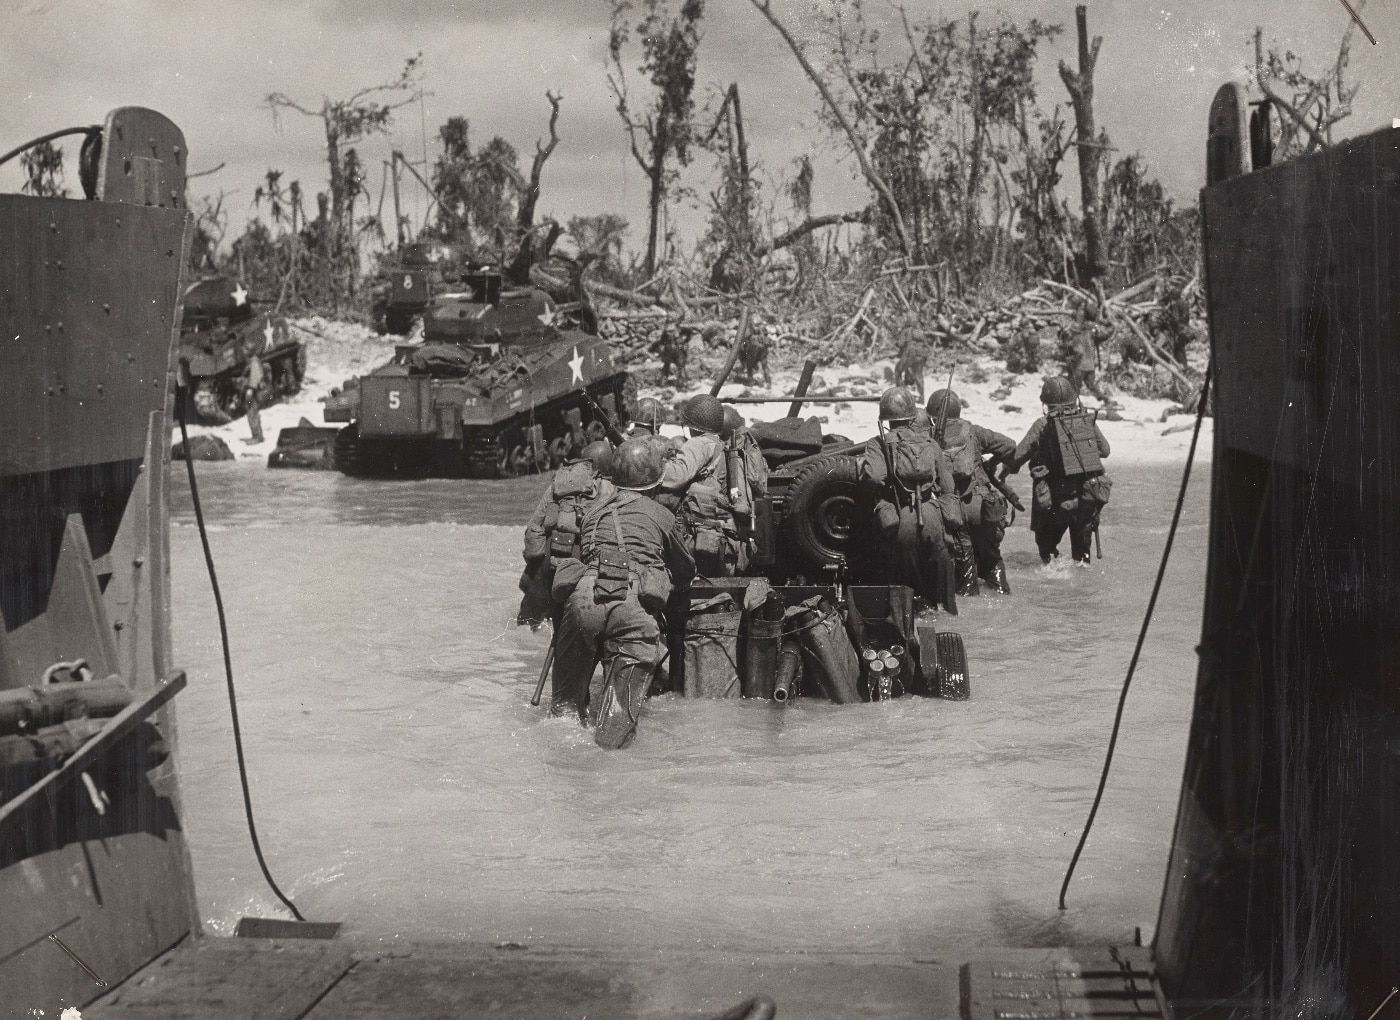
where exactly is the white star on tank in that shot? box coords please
[569,346,586,384]
[232,282,249,306]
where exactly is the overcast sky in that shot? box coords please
[4,0,1397,257]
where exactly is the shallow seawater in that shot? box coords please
[169,458,1207,954]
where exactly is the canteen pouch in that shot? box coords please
[1083,474,1113,506]
[1031,465,1053,511]
[594,547,631,603]
[548,505,579,560]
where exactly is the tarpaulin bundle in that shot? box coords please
[783,596,861,704]
[682,594,742,699]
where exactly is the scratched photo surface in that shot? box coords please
[4,0,1400,1015]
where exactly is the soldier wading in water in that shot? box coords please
[927,388,1016,594]
[859,386,960,614]
[1007,377,1113,564]
[555,439,694,749]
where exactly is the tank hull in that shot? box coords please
[330,331,631,478]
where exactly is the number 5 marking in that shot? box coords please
[388,391,401,409]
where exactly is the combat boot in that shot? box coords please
[593,661,653,750]
[956,559,980,597]
[985,559,1012,595]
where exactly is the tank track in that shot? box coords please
[463,373,631,479]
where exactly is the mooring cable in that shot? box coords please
[1058,363,1213,911]
[176,399,306,922]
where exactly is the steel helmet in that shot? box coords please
[878,386,917,422]
[681,393,725,435]
[1040,377,1078,406]
[721,405,744,440]
[926,389,961,420]
[611,438,665,491]
[580,440,614,478]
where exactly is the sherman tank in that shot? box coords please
[175,274,304,423]
[370,240,469,335]
[325,268,630,478]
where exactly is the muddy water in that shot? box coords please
[168,458,1207,955]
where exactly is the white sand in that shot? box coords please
[179,318,1211,470]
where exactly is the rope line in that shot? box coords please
[1058,362,1213,911]
[176,399,305,922]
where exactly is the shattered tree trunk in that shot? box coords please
[1059,4,1106,283]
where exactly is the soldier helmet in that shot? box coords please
[926,389,961,420]
[681,393,725,434]
[878,386,917,422]
[633,396,665,431]
[612,438,665,491]
[721,405,744,440]
[580,440,614,478]
[1040,377,1078,406]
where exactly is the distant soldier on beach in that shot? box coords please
[1065,305,1112,404]
[240,354,265,444]
[1006,377,1112,564]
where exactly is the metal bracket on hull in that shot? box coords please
[0,670,185,835]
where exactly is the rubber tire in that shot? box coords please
[935,631,970,701]
[782,454,871,570]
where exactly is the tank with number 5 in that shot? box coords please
[324,267,631,478]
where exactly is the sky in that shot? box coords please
[3,0,1397,259]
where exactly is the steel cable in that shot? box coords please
[176,397,306,921]
[1058,363,1212,910]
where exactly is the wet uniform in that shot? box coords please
[937,418,1016,586]
[555,489,694,748]
[659,434,743,577]
[1009,406,1112,563]
[858,424,959,613]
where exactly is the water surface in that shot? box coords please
[169,459,1207,955]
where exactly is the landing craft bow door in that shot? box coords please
[95,106,187,209]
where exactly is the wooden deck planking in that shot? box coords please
[85,938,355,1020]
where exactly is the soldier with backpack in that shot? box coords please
[721,405,768,572]
[518,441,617,710]
[556,439,695,749]
[927,389,1017,594]
[1007,377,1112,564]
[858,386,960,614]
[659,394,745,577]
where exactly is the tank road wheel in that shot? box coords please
[783,454,871,571]
[499,445,535,478]
[935,631,970,701]
[547,435,573,468]
[333,424,363,476]
[191,382,231,424]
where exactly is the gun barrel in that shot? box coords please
[773,641,802,704]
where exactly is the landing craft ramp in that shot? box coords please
[1154,89,1400,1015]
